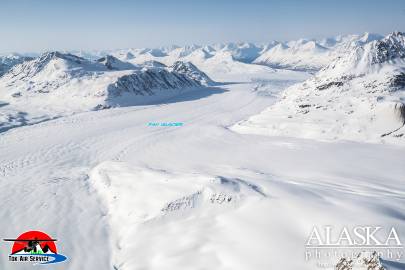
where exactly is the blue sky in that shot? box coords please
[1,0,404,53]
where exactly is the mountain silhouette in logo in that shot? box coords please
[4,231,58,254]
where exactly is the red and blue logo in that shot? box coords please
[4,231,67,265]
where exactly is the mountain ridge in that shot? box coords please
[232,32,405,144]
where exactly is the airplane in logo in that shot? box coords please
[3,238,57,254]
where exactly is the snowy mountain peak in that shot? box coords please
[0,54,33,77]
[387,31,404,38]
[169,61,214,85]
[253,41,330,71]
[37,51,87,65]
[298,41,328,52]
[272,43,289,51]
[323,32,405,75]
[97,55,138,70]
[171,45,202,58]
[146,48,168,57]
[372,31,405,64]
[359,32,384,43]
[259,41,280,53]
[170,60,198,70]
[3,51,106,82]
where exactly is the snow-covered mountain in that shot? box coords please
[61,49,114,61]
[112,47,262,82]
[253,33,384,72]
[3,51,106,81]
[180,50,308,82]
[117,42,274,68]
[218,42,264,63]
[253,40,330,71]
[0,32,392,133]
[324,31,405,74]
[92,33,382,76]
[97,55,139,70]
[169,61,213,85]
[318,32,383,49]
[0,51,213,113]
[233,32,405,144]
[0,53,33,77]
[106,68,202,107]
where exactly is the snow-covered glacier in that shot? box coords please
[0,32,404,270]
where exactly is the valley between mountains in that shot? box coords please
[0,32,404,270]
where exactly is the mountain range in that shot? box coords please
[0,51,212,110]
[232,32,405,144]
[0,32,384,76]
[1,31,404,144]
